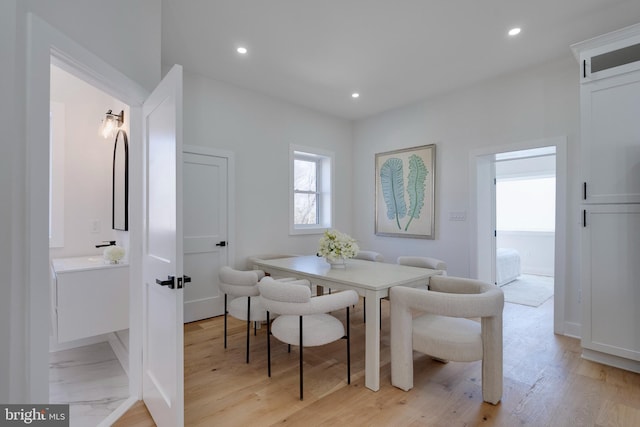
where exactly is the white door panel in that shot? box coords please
[183,152,228,322]
[142,64,184,427]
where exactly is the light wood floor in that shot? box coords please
[114,297,640,426]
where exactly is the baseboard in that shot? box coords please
[563,321,581,339]
[582,348,640,374]
[184,297,223,323]
[108,331,129,377]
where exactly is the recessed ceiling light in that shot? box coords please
[237,46,248,54]
[351,93,360,99]
[508,27,521,36]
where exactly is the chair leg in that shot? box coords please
[299,315,304,400]
[267,311,271,378]
[363,297,366,323]
[246,297,251,364]
[347,306,351,384]
[224,294,228,349]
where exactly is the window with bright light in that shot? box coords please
[496,177,555,232]
[290,146,333,234]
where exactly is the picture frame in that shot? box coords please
[375,144,435,239]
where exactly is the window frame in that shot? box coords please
[289,145,333,235]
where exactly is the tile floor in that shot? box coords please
[49,341,128,427]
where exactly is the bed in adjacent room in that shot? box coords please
[496,248,521,286]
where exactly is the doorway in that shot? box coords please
[495,148,556,308]
[48,61,132,426]
[471,136,567,334]
[26,14,149,417]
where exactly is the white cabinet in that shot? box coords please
[51,256,129,343]
[581,205,640,362]
[580,72,640,204]
[573,23,640,370]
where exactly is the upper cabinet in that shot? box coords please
[572,23,640,204]
[574,23,640,83]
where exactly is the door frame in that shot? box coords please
[183,144,236,321]
[25,13,147,414]
[469,136,567,335]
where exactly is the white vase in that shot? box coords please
[326,256,346,269]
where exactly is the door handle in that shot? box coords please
[216,241,226,247]
[156,275,175,289]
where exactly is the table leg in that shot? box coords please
[364,289,381,391]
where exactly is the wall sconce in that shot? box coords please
[100,109,124,139]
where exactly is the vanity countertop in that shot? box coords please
[52,256,129,273]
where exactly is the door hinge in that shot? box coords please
[583,182,587,200]
[583,59,587,78]
[583,209,587,227]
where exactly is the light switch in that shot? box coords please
[449,211,467,221]
[91,220,101,234]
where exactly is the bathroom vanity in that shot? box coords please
[51,256,129,343]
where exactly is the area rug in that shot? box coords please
[500,274,554,307]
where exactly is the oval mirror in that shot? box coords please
[112,130,128,230]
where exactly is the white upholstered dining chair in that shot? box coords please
[353,250,384,262]
[397,255,447,273]
[258,276,359,400]
[218,266,308,363]
[390,275,504,404]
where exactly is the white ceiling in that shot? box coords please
[161,1,640,120]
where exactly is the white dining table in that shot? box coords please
[252,255,443,391]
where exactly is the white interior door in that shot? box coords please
[474,154,496,283]
[183,149,229,322]
[142,64,184,427]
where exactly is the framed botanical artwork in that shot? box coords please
[375,144,436,239]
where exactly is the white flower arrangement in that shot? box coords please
[317,229,359,261]
[103,245,125,263]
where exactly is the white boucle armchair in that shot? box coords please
[258,276,359,400]
[390,275,504,405]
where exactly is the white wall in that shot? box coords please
[182,70,354,267]
[0,0,25,404]
[50,65,129,260]
[1,0,160,402]
[352,56,581,324]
